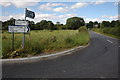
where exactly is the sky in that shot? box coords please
[0,0,119,24]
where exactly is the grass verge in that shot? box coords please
[92,28,120,39]
[2,26,90,59]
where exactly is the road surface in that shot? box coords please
[2,31,119,78]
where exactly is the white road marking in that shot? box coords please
[107,40,113,44]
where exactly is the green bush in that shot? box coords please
[78,26,88,32]
[102,27,119,37]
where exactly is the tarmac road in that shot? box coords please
[2,31,119,78]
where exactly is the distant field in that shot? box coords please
[2,27,90,58]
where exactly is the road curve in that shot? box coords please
[2,31,119,78]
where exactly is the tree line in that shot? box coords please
[1,17,120,30]
[86,20,120,29]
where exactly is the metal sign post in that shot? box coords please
[22,29,25,49]
[8,8,34,52]
[12,31,14,51]
[22,8,27,49]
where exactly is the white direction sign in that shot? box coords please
[8,26,30,33]
[15,20,28,26]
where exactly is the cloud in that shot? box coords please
[35,13,57,20]
[39,3,53,11]
[1,14,24,21]
[1,12,77,24]
[2,12,10,15]
[39,2,90,13]
[0,2,11,7]
[113,2,118,5]
[34,13,77,24]
[93,0,107,5]
[0,0,41,8]
[53,7,69,12]
[71,2,89,9]
[84,18,104,23]
[59,14,77,18]
[70,1,106,9]
[59,14,78,24]
[39,3,69,13]
[102,15,118,19]
[47,3,66,7]
[11,2,38,8]
[113,2,120,5]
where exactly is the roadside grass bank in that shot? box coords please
[92,28,120,39]
[0,34,1,59]
[2,26,90,59]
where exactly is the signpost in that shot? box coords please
[12,31,14,51]
[15,20,28,26]
[8,25,30,51]
[8,26,30,33]
[21,8,35,49]
[8,8,35,51]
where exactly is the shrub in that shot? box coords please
[78,26,88,32]
[102,27,119,36]
[93,27,120,39]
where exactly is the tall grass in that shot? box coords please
[2,27,90,58]
[93,27,120,39]
[0,32,2,59]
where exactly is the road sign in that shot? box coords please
[15,20,28,26]
[8,26,30,33]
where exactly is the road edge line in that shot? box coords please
[0,44,89,62]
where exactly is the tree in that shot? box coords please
[55,22,64,30]
[39,20,48,30]
[93,21,99,28]
[34,20,56,30]
[2,18,15,30]
[100,21,110,28]
[47,21,56,30]
[86,21,93,29]
[66,17,85,30]
[34,22,41,30]
[34,20,48,30]
[56,22,60,25]
[28,21,35,30]
[0,21,2,30]
[111,20,120,27]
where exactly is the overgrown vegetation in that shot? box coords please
[92,20,120,39]
[93,27,120,39]
[2,27,90,59]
